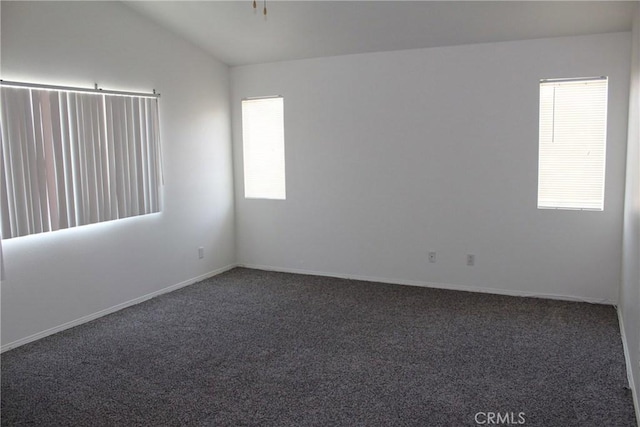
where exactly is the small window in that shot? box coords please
[537,77,608,211]
[241,97,286,200]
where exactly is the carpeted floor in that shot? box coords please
[1,268,636,426]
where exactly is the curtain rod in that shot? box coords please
[0,80,160,98]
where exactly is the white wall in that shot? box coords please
[1,1,235,347]
[620,2,640,417]
[232,33,631,303]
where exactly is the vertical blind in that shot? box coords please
[0,85,162,239]
[538,77,608,210]
[241,97,286,200]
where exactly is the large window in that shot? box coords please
[0,82,162,239]
[537,77,608,211]
[241,96,286,200]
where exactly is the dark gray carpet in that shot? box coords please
[1,268,636,426]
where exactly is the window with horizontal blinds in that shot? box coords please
[0,85,162,239]
[241,97,286,200]
[537,77,608,211]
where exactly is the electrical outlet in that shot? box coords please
[198,247,204,259]
[428,251,436,263]
[466,254,475,266]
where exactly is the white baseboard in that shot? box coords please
[238,263,613,305]
[0,264,238,353]
[617,308,640,426]
[2,262,614,354]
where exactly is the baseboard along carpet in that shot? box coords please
[1,268,636,426]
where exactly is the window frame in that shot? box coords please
[0,81,163,239]
[241,96,287,200]
[537,76,608,211]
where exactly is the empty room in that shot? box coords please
[1,1,639,426]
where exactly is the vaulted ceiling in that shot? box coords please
[125,1,637,66]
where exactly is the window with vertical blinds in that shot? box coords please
[241,97,286,200]
[0,83,162,239]
[537,77,608,211]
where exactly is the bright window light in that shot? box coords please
[1,83,162,239]
[537,77,608,211]
[241,97,286,200]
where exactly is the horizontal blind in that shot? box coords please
[537,78,608,210]
[241,97,286,200]
[0,86,162,239]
